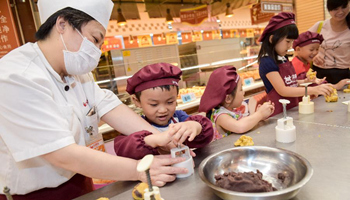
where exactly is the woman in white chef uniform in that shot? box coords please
[0,0,188,199]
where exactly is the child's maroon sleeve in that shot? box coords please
[184,115,214,148]
[114,130,159,160]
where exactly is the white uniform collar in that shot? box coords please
[277,55,287,62]
[262,54,287,62]
[33,42,65,84]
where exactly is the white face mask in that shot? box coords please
[60,29,101,75]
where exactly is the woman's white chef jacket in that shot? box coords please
[0,43,122,194]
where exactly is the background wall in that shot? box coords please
[295,0,325,33]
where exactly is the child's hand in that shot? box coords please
[169,121,202,145]
[314,77,326,85]
[145,126,179,148]
[332,79,350,90]
[310,84,333,96]
[305,71,326,85]
[305,71,316,83]
[256,101,275,120]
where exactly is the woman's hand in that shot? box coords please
[313,54,325,67]
[137,155,188,186]
[332,78,350,90]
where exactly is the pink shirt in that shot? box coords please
[309,19,350,69]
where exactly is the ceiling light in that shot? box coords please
[117,8,127,26]
[225,3,233,18]
[129,35,134,44]
[166,8,174,24]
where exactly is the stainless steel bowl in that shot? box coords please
[198,146,313,200]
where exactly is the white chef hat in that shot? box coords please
[38,0,114,30]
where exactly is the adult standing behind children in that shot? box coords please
[0,1,188,199]
[198,66,274,140]
[114,63,213,159]
[258,12,332,117]
[292,31,349,89]
[309,0,350,84]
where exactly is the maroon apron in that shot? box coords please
[297,71,307,80]
[267,60,299,117]
[0,174,93,200]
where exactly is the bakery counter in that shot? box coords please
[98,81,265,135]
[176,81,264,110]
[76,92,350,200]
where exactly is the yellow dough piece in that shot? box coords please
[306,68,316,80]
[234,135,254,147]
[343,88,350,93]
[325,88,338,102]
[132,182,149,200]
[96,198,109,200]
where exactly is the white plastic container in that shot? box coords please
[276,99,296,143]
[171,146,194,178]
[275,117,296,143]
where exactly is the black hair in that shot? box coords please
[258,24,299,64]
[135,85,179,101]
[327,0,350,29]
[205,85,238,119]
[327,0,349,11]
[35,7,94,41]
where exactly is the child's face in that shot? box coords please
[231,79,245,108]
[297,43,320,63]
[135,86,177,126]
[275,37,294,56]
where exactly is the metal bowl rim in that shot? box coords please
[198,146,313,197]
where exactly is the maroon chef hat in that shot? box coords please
[126,63,182,94]
[292,31,324,49]
[198,66,240,113]
[259,12,296,42]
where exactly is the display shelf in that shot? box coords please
[243,80,264,91]
[176,98,201,110]
[98,81,264,134]
[175,81,263,111]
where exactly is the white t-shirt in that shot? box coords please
[0,43,121,194]
[309,19,350,69]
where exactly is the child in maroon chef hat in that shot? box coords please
[292,31,324,81]
[258,12,333,117]
[198,66,274,141]
[114,63,213,160]
[292,31,349,89]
